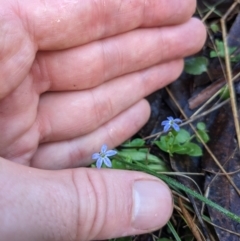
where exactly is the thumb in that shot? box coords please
[0,158,173,241]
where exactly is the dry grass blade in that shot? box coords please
[176,200,240,238]
[221,1,240,149]
[179,197,205,241]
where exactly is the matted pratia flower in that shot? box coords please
[92,144,117,169]
[161,116,182,132]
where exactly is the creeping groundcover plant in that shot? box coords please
[92,116,210,169]
[91,117,240,240]
[156,117,209,157]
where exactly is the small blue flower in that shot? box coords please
[161,116,182,132]
[92,144,117,169]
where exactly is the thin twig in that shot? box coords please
[221,2,240,149]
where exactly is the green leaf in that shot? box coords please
[172,144,189,155]
[155,136,169,153]
[231,54,240,62]
[219,85,230,100]
[118,150,164,164]
[214,40,225,57]
[164,133,175,145]
[210,23,220,33]
[210,40,237,58]
[175,129,190,143]
[122,138,145,147]
[197,130,210,143]
[196,122,206,131]
[185,142,203,156]
[184,56,208,75]
[146,164,169,172]
[210,50,218,58]
[111,159,128,169]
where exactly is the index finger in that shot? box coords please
[20,0,196,50]
[0,0,196,99]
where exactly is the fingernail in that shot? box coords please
[132,180,173,230]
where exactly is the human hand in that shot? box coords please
[0,0,206,240]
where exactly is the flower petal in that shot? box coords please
[174,118,182,123]
[101,144,108,153]
[106,150,117,156]
[163,123,171,132]
[172,123,180,132]
[96,157,103,169]
[167,116,174,121]
[92,153,100,159]
[103,157,112,168]
[161,120,169,125]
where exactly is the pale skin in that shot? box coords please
[0,0,206,240]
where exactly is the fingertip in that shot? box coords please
[132,179,173,231]
[180,18,207,56]
[191,17,207,51]
[74,169,173,240]
[138,99,151,123]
